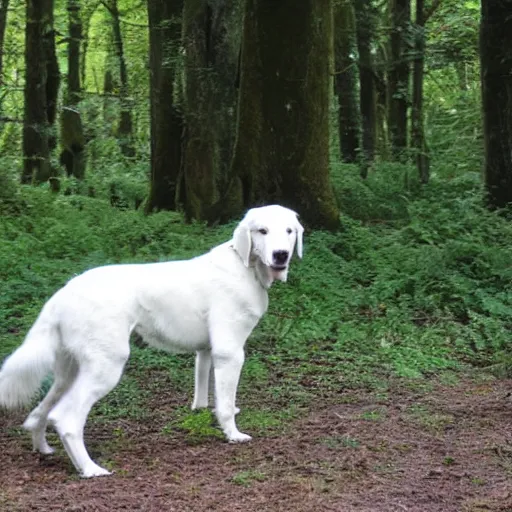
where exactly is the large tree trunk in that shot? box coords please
[229,0,339,229]
[388,0,410,158]
[481,0,512,209]
[22,0,57,184]
[146,0,184,212]
[411,0,429,184]
[355,0,377,177]
[182,0,242,222]
[334,0,360,163]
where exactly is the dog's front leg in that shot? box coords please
[192,349,212,410]
[212,347,251,443]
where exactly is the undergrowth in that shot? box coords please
[1,163,511,429]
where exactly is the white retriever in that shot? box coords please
[0,205,303,478]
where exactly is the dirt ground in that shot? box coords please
[1,378,511,512]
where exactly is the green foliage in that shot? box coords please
[1,160,512,426]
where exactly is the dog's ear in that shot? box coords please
[233,223,252,267]
[295,216,304,259]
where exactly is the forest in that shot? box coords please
[0,0,511,510]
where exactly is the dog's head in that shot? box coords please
[232,205,303,283]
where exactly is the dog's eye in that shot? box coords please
[286,228,292,234]
[258,228,268,235]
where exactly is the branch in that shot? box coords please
[0,116,23,123]
[424,0,443,23]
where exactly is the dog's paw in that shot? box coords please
[36,443,55,456]
[228,431,252,443]
[80,464,113,479]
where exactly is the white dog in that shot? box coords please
[0,205,303,478]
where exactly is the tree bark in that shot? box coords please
[0,0,9,87]
[182,0,242,222]
[333,0,360,163]
[104,0,134,156]
[481,0,512,209]
[388,0,410,158]
[146,0,184,212]
[411,0,429,184]
[60,0,86,180]
[355,0,377,176]
[228,0,339,229]
[67,0,81,105]
[22,0,56,184]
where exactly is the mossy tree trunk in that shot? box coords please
[354,0,376,177]
[59,0,86,180]
[388,0,410,159]
[146,0,184,212]
[334,0,360,163]
[182,0,242,222]
[229,0,339,229]
[22,0,59,185]
[481,0,512,209]
[411,0,429,184]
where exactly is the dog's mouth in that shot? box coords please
[270,265,287,272]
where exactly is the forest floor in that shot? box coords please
[1,375,511,512]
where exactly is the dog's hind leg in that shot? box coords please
[23,355,78,455]
[192,349,212,410]
[48,350,128,478]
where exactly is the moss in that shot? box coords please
[231,0,340,230]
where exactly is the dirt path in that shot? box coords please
[1,379,511,512]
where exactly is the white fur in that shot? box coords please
[0,205,303,478]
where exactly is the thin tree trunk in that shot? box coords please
[411,0,429,184]
[60,0,86,180]
[229,0,339,229]
[334,0,360,163]
[0,0,10,86]
[67,0,81,105]
[388,0,410,159]
[104,0,134,156]
[355,0,376,177]
[481,0,512,209]
[81,3,99,87]
[146,0,184,212]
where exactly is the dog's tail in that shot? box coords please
[0,301,60,408]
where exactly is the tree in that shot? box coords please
[411,0,430,183]
[388,0,411,158]
[182,0,242,221]
[228,0,339,229]
[22,0,59,185]
[354,0,377,176]
[59,0,86,180]
[146,0,184,212]
[102,0,134,157]
[481,0,512,209]
[334,0,360,163]
[0,0,9,87]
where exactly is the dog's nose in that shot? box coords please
[273,250,289,265]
